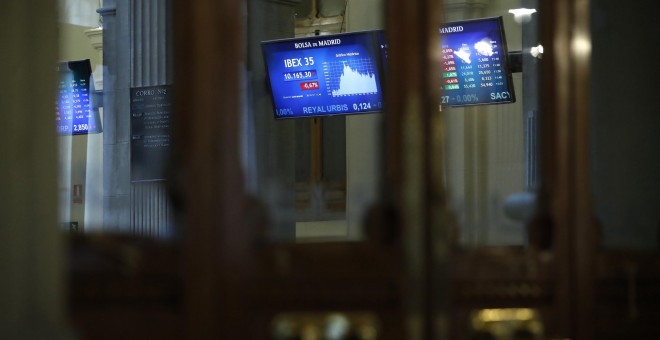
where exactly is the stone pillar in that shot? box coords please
[246,0,301,241]
[522,0,540,190]
[83,26,105,231]
[99,0,130,231]
[0,0,71,338]
[84,27,104,91]
[100,0,174,236]
[345,0,385,240]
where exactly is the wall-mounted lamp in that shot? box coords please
[508,8,537,23]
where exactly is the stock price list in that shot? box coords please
[56,75,94,134]
[283,70,321,93]
[55,60,100,135]
[439,17,515,107]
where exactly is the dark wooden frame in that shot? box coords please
[68,0,660,339]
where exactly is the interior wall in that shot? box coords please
[58,0,101,27]
[294,0,385,240]
[58,14,103,231]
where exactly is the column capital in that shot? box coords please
[84,27,103,51]
[97,6,116,17]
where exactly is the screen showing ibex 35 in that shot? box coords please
[439,16,516,107]
[262,31,384,119]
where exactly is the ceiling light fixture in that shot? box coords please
[509,8,537,23]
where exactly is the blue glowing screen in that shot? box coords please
[439,17,516,107]
[262,31,385,119]
[56,59,102,135]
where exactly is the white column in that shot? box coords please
[84,27,105,231]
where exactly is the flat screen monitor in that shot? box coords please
[376,29,388,73]
[262,31,385,119]
[56,59,102,135]
[439,16,516,107]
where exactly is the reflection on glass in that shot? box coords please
[248,0,385,242]
[442,0,540,247]
[471,308,544,339]
[272,311,380,340]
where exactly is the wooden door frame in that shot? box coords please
[538,0,595,338]
[169,0,597,338]
[66,0,605,339]
[172,0,248,338]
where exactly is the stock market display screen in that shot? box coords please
[439,16,516,107]
[56,59,102,135]
[262,31,385,119]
